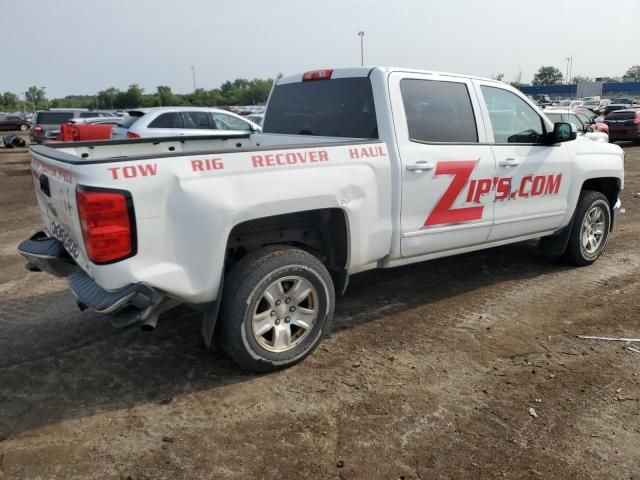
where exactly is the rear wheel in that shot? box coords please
[19,124,29,131]
[219,246,335,372]
[564,190,611,266]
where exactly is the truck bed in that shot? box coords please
[33,133,373,163]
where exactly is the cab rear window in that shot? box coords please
[263,77,378,138]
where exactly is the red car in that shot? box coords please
[572,108,609,135]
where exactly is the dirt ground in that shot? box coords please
[0,134,639,480]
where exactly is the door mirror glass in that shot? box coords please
[552,122,576,143]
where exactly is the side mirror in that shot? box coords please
[551,122,577,143]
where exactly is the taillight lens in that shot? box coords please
[34,125,43,133]
[76,187,136,264]
[635,113,640,124]
[127,131,141,139]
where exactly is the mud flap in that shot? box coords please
[201,270,224,348]
[538,218,575,258]
[201,298,222,348]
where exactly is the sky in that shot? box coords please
[2,0,638,98]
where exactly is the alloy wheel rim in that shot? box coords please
[251,275,318,353]
[581,205,606,255]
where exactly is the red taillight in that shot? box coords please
[635,113,640,124]
[34,125,43,133]
[127,131,141,139]
[76,187,135,264]
[302,69,333,81]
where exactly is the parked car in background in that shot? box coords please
[598,99,612,112]
[604,109,640,143]
[246,113,265,126]
[544,109,608,142]
[556,99,583,109]
[604,104,628,116]
[111,107,261,139]
[66,116,123,126]
[572,108,609,135]
[582,99,601,113]
[0,114,31,131]
[534,94,554,108]
[30,109,116,143]
[613,98,639,107]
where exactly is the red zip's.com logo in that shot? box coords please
[424,160,562,227]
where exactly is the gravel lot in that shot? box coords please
[1,135,639,479]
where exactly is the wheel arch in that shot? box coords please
[581,176,621,230]
[225,207,351,294]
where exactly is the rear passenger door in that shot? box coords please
[473,82,572,241]
[389,73,496,259]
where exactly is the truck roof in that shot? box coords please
[277,66,502,85]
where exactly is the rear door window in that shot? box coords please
[148,112,184,128]
[263,77,378,138]
[400,79,478,143]
[34,112,75,125]
[183,111,213,129]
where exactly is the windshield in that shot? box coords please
[263,77,378,138]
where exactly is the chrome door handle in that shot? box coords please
[406,161,435,173]
[499,158,521,167]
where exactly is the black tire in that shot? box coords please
[564,190,611,266]
[219,246,335,372]
[19,124,29,131]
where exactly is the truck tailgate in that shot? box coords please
[30,150,91,272]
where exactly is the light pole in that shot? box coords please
[358,31,365,66]
[191,65,197,92]
[565,55,573,85]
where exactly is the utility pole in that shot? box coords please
[569,55,573,85]
[191,65,197,92]
[565,57,571,85]
[358,31,365,66]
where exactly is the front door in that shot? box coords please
[389,73,496,258]
[473,81,572,241]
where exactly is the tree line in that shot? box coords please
[0,78,275,112]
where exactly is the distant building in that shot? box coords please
[520,82,640,99]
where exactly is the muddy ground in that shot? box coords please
[0,135,639,479]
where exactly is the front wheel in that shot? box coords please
[564,190,611,266]
[219,246,335,372]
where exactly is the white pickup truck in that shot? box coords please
[19,67,624,372]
